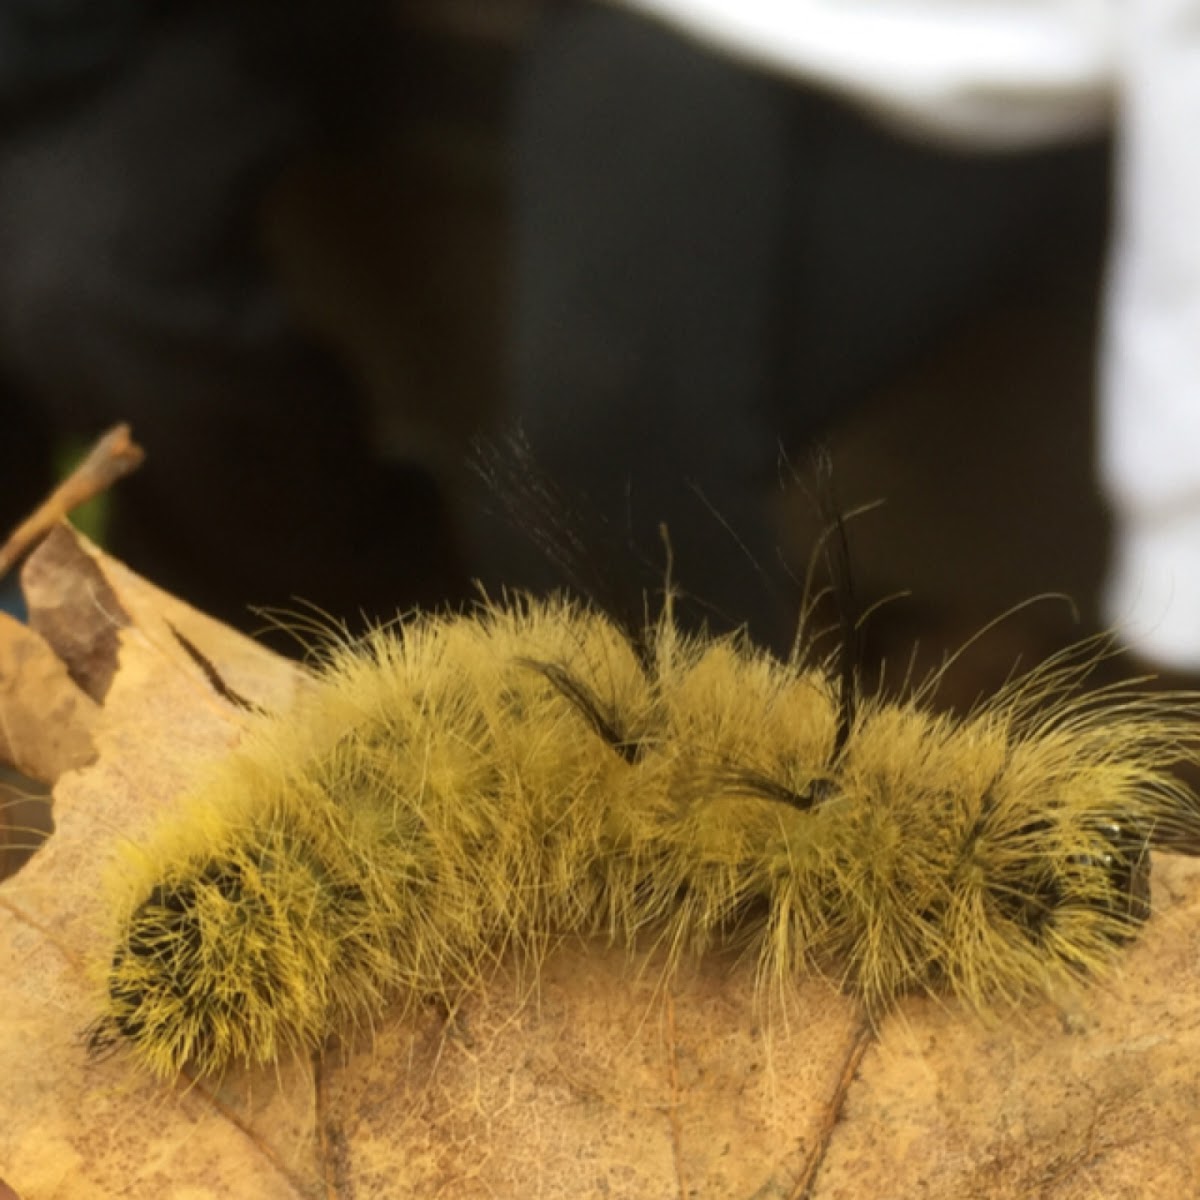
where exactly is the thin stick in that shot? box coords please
[790,1016,876,1200]
[0,423,144,578]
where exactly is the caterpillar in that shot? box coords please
[86,585,1200,1082]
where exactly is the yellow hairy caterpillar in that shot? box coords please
[87,588,1200,1081]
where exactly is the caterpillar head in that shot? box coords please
[994,814,1152,945]
[928,807,1160,1009]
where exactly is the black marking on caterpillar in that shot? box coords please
[516,656,649,764]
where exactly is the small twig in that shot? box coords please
[790,1015,876,1200]
[0,423,144,579]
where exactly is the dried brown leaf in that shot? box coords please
[0,527,1198,1198]
[0,612,98,785]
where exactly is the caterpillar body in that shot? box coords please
[90,593,1200,1080]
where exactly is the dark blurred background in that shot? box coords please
[272,0,1111,699]
[0,0,1113,703]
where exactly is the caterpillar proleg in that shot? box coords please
[88,587,1200,1081]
